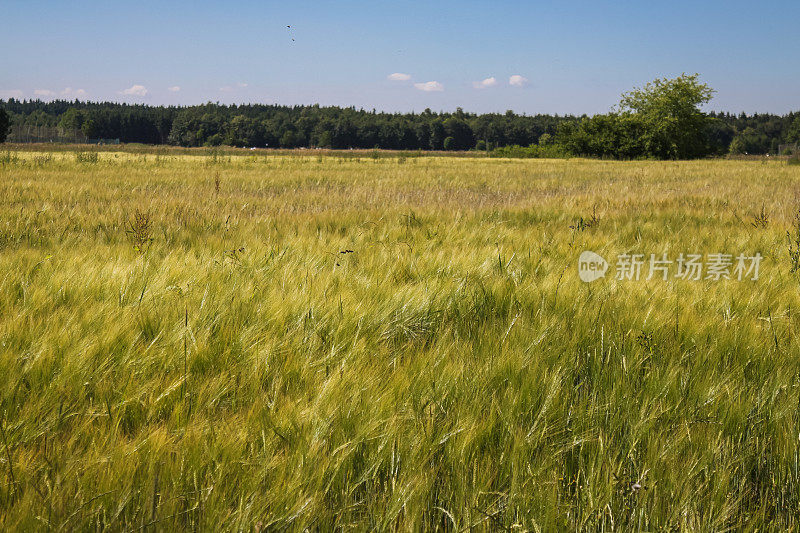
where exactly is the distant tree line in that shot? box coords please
[2,75,799,158]
[0,100,569,151]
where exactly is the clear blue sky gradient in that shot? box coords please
[2,0,798,114]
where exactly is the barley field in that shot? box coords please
[1,149,800,530]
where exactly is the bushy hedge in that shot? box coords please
[489,144,569,159]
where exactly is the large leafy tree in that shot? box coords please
[617,73,715,159]
[556,74,717,159]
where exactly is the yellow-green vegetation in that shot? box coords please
[1,150,800,530]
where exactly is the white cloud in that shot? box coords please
[34,89,55,97]
[121,84,148,97]
[61,87,88,98]
[0,89,24,99]
[509,75,529,87]
[473,77,498,89]
[388,72,411,81]
[221,82,248,92]
[414,81,444,92]
[168,86,181,92]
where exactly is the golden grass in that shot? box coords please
[1,150,800,530]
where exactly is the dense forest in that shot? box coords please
[2,75,799,158]
[0,100,570,151]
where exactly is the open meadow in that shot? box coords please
[2,149,800,530]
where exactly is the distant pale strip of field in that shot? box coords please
[1,151,800,530]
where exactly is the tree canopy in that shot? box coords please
[618,74,714,159]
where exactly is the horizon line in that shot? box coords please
[3,98,798,118]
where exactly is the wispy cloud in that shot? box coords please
[509,75,529,87]
[414,81,444,92]
[220,82,248,92]
[473,77,497,89]
[388,73,411,81]
[34,89,56,97]
[0,89,24,99]
[61,87,88,98]
[121,84,148,97]
[168,86,181,92]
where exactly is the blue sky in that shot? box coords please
[2,0,798,114]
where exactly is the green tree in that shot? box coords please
[729,128,770,155]
[224,115,263,147]
[787,117,800,144]
[81,118,99,139]
[316,130,333,148]
[443,117,474,150]
[617,73,715,159]
[0,108,9,143]
[443,136,455,150]
[429,120,445,150]
[58,108,86,132]
[280,130,300,148]
[703,117,735,156]
[167,111,197,146]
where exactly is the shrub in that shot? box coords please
[75,151,99,164]
[0,151,19,166]
[489,144,568,159]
